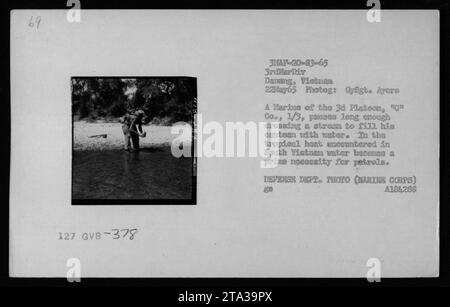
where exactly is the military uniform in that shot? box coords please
[121,111,143,151]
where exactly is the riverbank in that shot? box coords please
[74,120,185,150]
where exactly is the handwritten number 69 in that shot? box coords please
[28,16,41,29]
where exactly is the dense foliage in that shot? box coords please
[72,77,196,124]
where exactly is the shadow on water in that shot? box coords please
[73,146,193,200]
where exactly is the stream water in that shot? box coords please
[73,147,193,200]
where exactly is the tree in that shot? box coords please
[72,77,196,123]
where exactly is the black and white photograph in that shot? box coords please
[4,0,448,294]
[71,77,196,204]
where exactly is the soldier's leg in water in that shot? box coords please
[131,132,140,151]
[122,124,131,150]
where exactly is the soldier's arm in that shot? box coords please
[129,116,141,134]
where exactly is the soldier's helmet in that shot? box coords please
[135,110,145,118]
